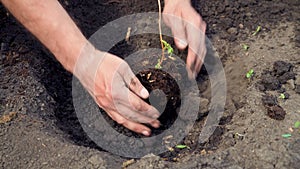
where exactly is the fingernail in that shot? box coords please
[176,38,188,49]
[141,88,149,98]
[142,130,150,136]
[154,121,160,128]
[153,114,160,119]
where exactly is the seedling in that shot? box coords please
[294,121,300,128]
[175,144,190,149]
[279,93,286,99]
[282,133,292,138]
[242,44,249,51]
[155,0,174,69]
[252,26,261,36]
[246,69,254,79]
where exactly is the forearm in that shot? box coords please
[1,0,86,72]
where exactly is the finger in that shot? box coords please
[117,89,161,119]
[106,109,153,136]
[195,44,207,74]
[113,102,160,128]
[186,15,206,78]
[110,78,161,119]
[119,62,149,99]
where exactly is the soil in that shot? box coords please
[1,0,300,168]
[136,69,180,130]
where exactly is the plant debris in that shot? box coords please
[122,159,135,168]
[0,112,17,124]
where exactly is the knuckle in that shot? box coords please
[98,99,111,109]
[116,118,126,125]
[193,16,202,27]
[134,102,143,111]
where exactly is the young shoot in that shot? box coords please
[294,121,300,128]
[282,133,292,138]
[279,93,286,99]
[242,44,249,51]
[252,26,261,36]
[175,144,190,149]
[246,69,254,79]
[155,0,175,69]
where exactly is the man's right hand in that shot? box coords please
[74,43,160,136]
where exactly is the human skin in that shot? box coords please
[1,0,206,136]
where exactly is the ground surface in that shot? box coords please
[1,0,300,168]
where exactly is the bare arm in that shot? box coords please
[1,0,160,136]
[1,0,86,72]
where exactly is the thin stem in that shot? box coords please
[157,0,164,65]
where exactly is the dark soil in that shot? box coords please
[137,69,180,130]
[1,0,300,168]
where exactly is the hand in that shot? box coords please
[74,43,160,136]
[163,0,207,79]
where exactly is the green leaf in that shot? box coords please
[175,145,188,149]
[246,69,254,79]
[161,39,174,56]
[279,93,285,99]
[294,121,300,128]
[282,134,292,138]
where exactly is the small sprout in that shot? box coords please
[279,93,286,99]
[282,133,292,138]
[234,132,245,139]
[294,121,300,128]
[242,44,249,51]
[252,26,262,36]
[246,69,254,79]
[175,144,190,149]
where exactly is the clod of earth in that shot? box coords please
[262,94,286,120]
[258,60,295,91]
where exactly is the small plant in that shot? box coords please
[279,93,286,99]
[294,121,300,128]
[155,0,174,69]
[282,133,292,138]
[252,26,261,36]
[155,40,174,69]
[175,144,190,149]
[246,69,254,79]
[242,44,249,51]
